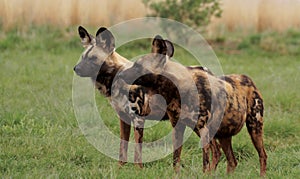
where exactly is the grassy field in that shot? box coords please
[0,26,300,178]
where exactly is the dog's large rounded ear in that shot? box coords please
[164,40,174,57]
[151,35,167,55]
[150,35,169,69]
[95,27,115,53]
[78,26,93,48]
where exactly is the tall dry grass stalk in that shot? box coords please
[0,0,300,34]
[257,0,300,32]
[0,0,146,30]
[208,0,300,35]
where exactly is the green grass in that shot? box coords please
[1,26,300,178]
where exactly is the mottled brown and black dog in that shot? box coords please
[119,36,267,176]
[73,26,143,167]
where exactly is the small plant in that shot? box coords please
[142,0,222,37]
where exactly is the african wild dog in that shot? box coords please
[73,26,148,167]
[119,36,267,176]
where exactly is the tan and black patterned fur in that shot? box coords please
[73,26,142,167]
[120,36,267,176]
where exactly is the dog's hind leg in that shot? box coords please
[246,105,267,176]
[219,137,237,174]
[246,94,267,176]
[246,119,267,176]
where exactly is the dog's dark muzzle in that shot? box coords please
[73,63,99,78]
[74,65,86,77]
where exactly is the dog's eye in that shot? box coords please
[89,55,98,62]
[131,107,137,111]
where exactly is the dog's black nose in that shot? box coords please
[73,66,76,71]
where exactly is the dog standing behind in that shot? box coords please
[119,36,267,176]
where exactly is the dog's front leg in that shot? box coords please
[210,139,221,171]
[199,126,211,173]
[118,116,131,167]
[133,117,145,168]
[202,143,211,173]
[172,123,186,173]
